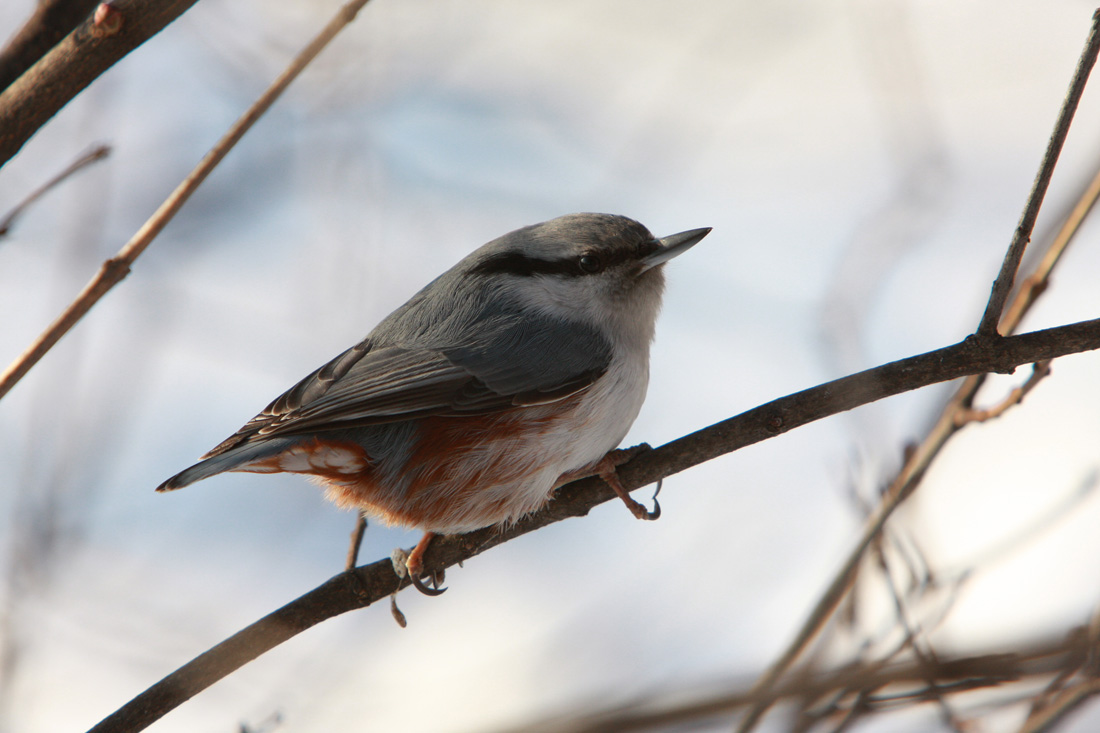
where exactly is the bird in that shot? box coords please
[157,213,710,594]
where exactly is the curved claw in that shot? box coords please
[409,570,447,596]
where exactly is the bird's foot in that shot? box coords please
[599,444,662,520]
[392,533,447,596]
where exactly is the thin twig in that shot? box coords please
[875,546,967,732]
[953,360,1051,426]
[0,143,110,237]
[344,511,368,571]
[87,319,1100,733]
[0,0,376,402]
[976,10,1100,338]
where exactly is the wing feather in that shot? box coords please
[203,304,613,458]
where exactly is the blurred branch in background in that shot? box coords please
[504,628,1097,733]
[0,143,109,238]
[0,121,125,729]
[726,10,1100,732]
[0,0,375,403]
[727,138,1100,733]
[0,0,202,167]
[518,472,1100,732]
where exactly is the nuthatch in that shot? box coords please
[158,213,710,594]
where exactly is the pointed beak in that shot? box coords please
[641,226,712,272]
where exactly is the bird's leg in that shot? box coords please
[397,532,447,596]
[344,510,369,571]
[599,446,661,521]
[558,444,661,520]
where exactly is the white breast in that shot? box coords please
[554,349,650,471]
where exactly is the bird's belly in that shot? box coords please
[291,359,649,534]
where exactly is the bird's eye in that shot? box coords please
[578,254,603,273]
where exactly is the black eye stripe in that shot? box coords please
[470,244,656,278]
[469,252,579,277]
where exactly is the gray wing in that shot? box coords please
[203,315,612,458]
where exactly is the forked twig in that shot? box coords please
[734,12,1100,732]
[0,0,376,402]
[953,360,1051,426]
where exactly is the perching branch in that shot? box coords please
[0,0,377,402]
[87,317,1100,733]
[733,11,1100,730]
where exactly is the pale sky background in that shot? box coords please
[3,1,1100,732]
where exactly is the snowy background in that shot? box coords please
[2,1,1100,731]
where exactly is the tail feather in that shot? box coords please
[156,438,295,492]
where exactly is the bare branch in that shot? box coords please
[976,10,1100,337]
[0,0,377,403]
[0,0,204,168]
[0,0,99,92]
[733,12,1100,722]
[87,318,1100,733]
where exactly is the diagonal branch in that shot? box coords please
[0,0,203,168]
[0,0,100,92]
[87,317,1100,733]
[0,0,377,403]
[975,9,1100,337]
